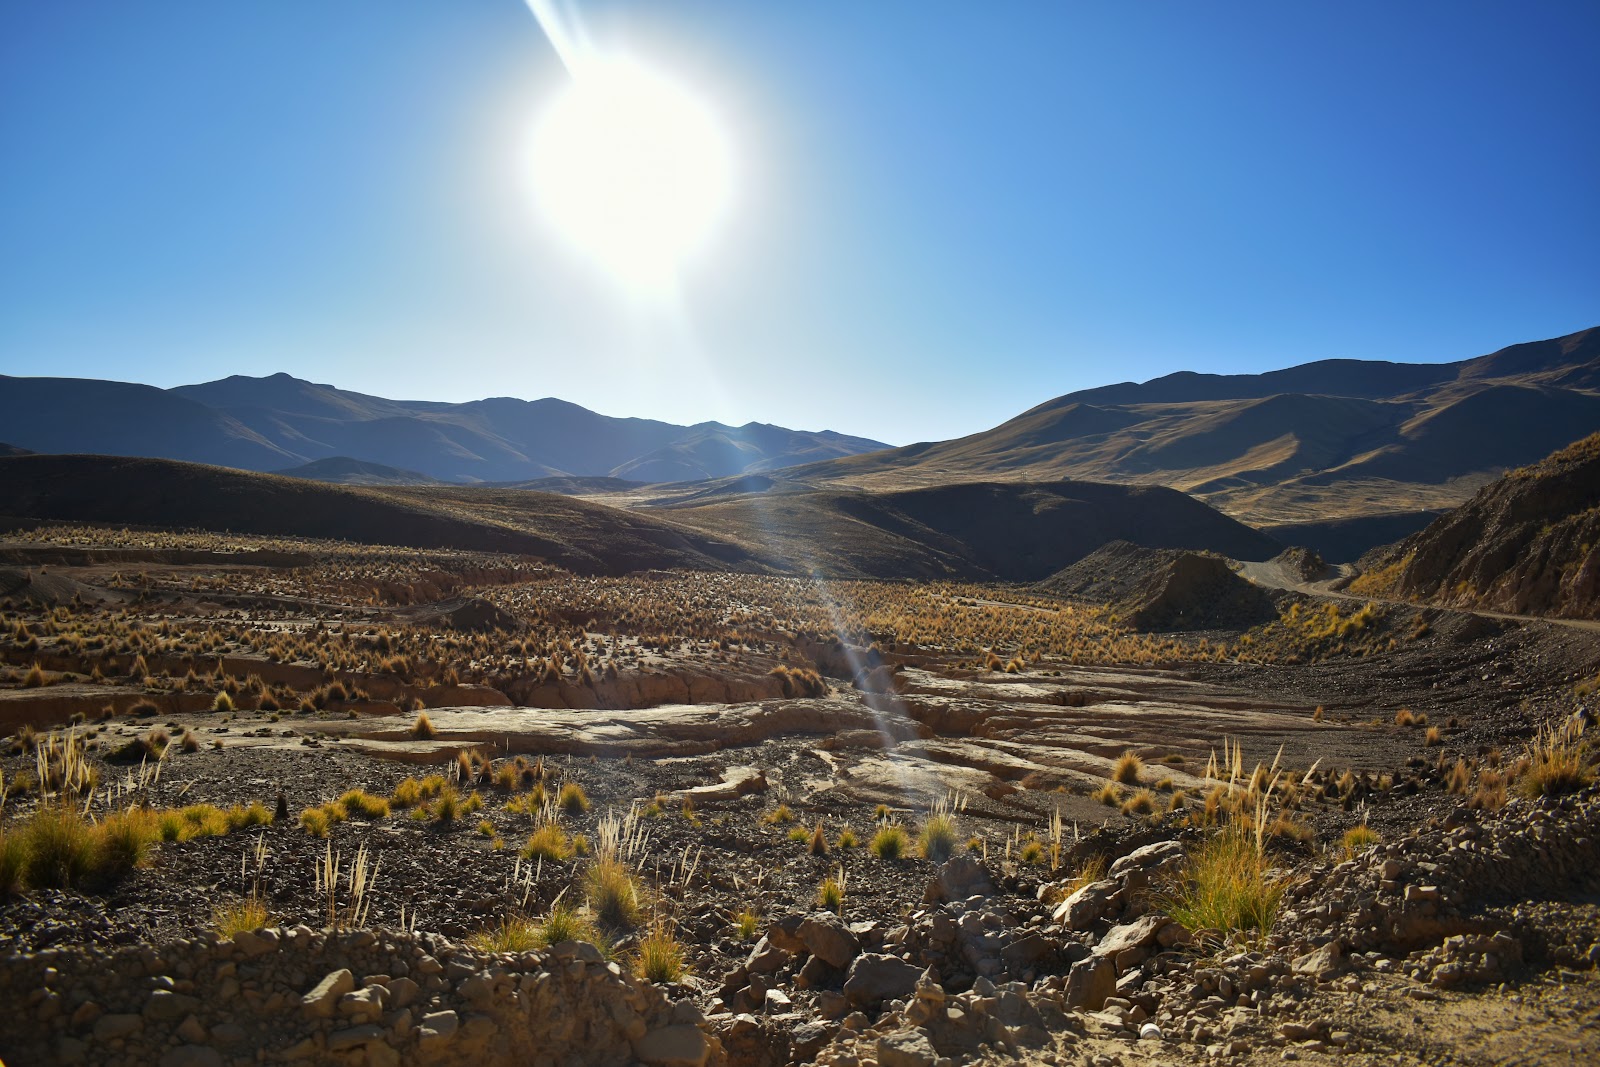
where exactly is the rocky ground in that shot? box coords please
[1,538,1598,1066]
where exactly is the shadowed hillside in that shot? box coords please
[0,454,764,576]
[272,457,442,486]
[660,479,1281,581]
[1353,433,1600,619]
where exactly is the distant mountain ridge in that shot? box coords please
[0,372,889,484]
[791,327,1600,527]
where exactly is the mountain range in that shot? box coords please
[2,327,1595,542]
[789,326,1600,527]
[0,372,889,484]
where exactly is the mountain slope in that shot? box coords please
[791,327,1600,530]
[659,479,1280,581]
[271,457,442,486]
[0,454,764,576]
[3,372,890,485]
[1352,433,1600,619]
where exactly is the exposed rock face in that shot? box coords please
[0,928,723,1067]
[1357,432,1600,618]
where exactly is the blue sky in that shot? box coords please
[2,1,1596,445]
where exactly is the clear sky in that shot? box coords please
[2,1,1597,445]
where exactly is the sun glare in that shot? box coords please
[529,58,734,295]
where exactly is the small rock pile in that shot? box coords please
[1279,785,1600,985]
[0,926,722,1067]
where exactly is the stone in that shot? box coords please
[1292,942,1344,980]
[388,976,421,1009]
[1064,955,1117,1012]
[924,854,997,904]
[302,968,356,1018]
[144,989,201,1021]
[1095,915,1168,958]
[1108,840,1186,882]
[1052,880,1117,930]
[746,936,790,974]
[159,1047,223,1067]
[340,985,386,1020]
[766,914,808,954]
[177,1014,208,1044]
[634,1024,712,1067]
[328,1024,386,1051]
[877,1029,939,1067]
[231,929,278,957]
[843,954,924,1007]
[417,1009,460,1043]
[799,912,861,968]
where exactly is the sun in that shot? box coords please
[528,58,735,294]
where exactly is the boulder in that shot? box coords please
[634,1024,713,1067]
[1063,955,1117,1011]
[843,954,923,1007]
[798,913,861,968]
[923,854,997,904]
[301,969,356,1018]
[1094,915,1169,958]
[1107,840,1185,885]
[1052,879,1117,929]
[877,1030,939,1067]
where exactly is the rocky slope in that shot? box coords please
[1354,433,1600,618]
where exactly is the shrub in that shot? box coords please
[469,917,542,953]
[433,787,461,823]
[214,896,270,938]
[636,922,686,984]
[1018,839,1046,865]
[787,826,810,844]
[390,777,424,808]
[23,662,48,688]
[1120,790,1157,817]
[178,730,199,753]
[177,804,230,838]
[0,829,26,895]
[1166,826,1284,936]
[212,691,234,713]
[1424,726,1443,747]
[1113,750,1143,785]
[96,807,161,875]
[410,712,436,740]
[339,790,390,820]
[1092,782,1122,806]
[869,824,909,860]
[558,782,590,815]
[538,902,589,947]
[226,802,273,831]
[761,804,794,825]
[918,814,956,861]
[808,822,829,856]
[521,823,572,862]
[817,872,845,913]
[586,857,642,928]
[734,909,760,941]
[300,807,333,838]
[22,804,100,888]
[835,827,859,850]
[1341,823,1379,857]
[1519,720,1593,798]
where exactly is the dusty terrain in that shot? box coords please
[0,524,1596,1066]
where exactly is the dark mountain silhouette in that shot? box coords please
[790,327,1600,534]
[0,371,889,485]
